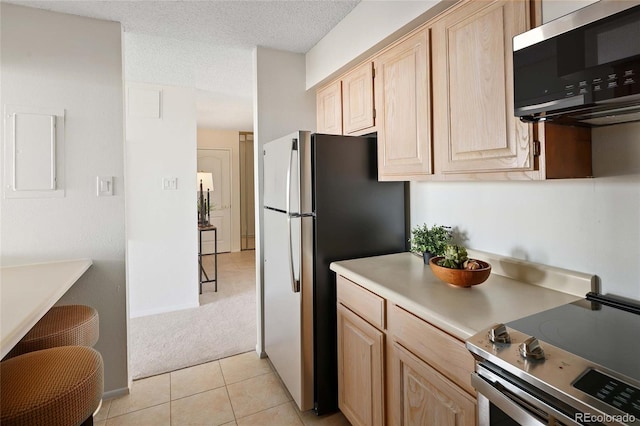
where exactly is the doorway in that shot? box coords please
[198,148,232,253]
[129,137,256,380]
[239,132,255,250]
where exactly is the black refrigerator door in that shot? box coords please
[311,133,406,415]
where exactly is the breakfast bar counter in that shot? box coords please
[0,259,93,359]
[330,250,595,341]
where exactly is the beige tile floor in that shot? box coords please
[96,351,351,425]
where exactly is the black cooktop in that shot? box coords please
[507,295,640,383]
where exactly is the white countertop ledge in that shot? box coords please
[330,251,595,341]
[1,259,93,359]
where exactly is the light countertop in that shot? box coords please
[330,251,595,341]
[1,259,93,359]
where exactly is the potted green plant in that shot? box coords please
[409,224,452,264]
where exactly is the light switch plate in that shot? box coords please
[97,176,113,196]
[162,177,178,190]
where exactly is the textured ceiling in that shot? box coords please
[7,0,360,53]
[6,0,361,129]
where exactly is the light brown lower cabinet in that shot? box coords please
[389,342,476,426]
[337,275,478,425]
[337,303,385,426]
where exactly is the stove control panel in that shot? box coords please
[574,369,640,419]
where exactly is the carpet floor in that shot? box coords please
[129,250,257,379]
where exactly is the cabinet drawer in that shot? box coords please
[337,275,385,330]
[388,304,475,395]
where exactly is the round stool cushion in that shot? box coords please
[0,346,103,426]
[7,305,99,358]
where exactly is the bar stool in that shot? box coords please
[6,304,99,359]
[0,346,104,426]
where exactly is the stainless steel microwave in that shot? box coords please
[514,1,640,126]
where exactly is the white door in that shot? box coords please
[198,149,231,253]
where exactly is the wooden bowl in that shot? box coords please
[429,257,491,288]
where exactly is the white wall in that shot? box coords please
[410,123,640,300]
[253,47,316,354]
[197,128,242,253]
[0,4,127,395]
[125,82,199,318]
[542,0,599,23]
[305,0,449,89]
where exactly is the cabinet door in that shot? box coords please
[337,303,385,426]
[375,29,432,181]
[343,62,375,134]
[433,0,532,174]
[317,81,343,135]
[390,342,476,426]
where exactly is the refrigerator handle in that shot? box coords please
[287,216,300,293]
[286,139,301,293]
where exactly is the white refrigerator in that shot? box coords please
[263,131,406,414]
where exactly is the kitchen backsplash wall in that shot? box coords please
[542,0,598,23]
[411,122,640,300]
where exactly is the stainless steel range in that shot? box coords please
[466,293,640,426]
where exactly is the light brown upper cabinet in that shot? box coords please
[316,0,591,181]
[316,80,343,135]
[432,0,532,175]
[316,62,375,136]
[430,0,592,180]
[342,62,376,135]
[375,29,432,181]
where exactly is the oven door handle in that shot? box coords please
[472,372,548,426]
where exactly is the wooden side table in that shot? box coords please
[198,225,217,293]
